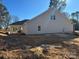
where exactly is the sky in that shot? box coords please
[2,0,79,20]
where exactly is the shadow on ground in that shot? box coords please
[0,33,78,50]
[0,33,79,59]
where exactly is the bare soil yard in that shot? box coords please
[0,33,79,59]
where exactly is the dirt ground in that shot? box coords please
[0,33,79,59]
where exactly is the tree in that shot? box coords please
[49,0,58,7]
[75,11,79,21]
[71,12,75,19]
[71,11,79,22]
[49,0,66,11]
[10,15,19,23]
[0,1,10,29]
[0,0,20,29]
[71,11,79,30]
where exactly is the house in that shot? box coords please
[22,7,73,34]
[8,19,29,33]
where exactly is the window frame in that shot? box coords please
[38,25,41,31]
[50,15,56,20]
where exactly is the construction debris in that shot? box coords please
[0,34,78,59]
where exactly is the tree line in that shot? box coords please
[71,11,79,30]
[0,1,19,29]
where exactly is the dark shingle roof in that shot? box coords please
[10,19,29,25]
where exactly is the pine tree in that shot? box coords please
[0,0,9,29]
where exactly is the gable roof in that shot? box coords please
[10,19,29,25]
[31,7,72,24]
[31,7,57,21]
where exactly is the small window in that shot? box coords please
[38,26,41,31]
[50,15,53,20]
[53,15,56,20]
[50,15,56,20]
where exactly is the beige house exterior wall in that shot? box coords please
[23,8,73,34]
